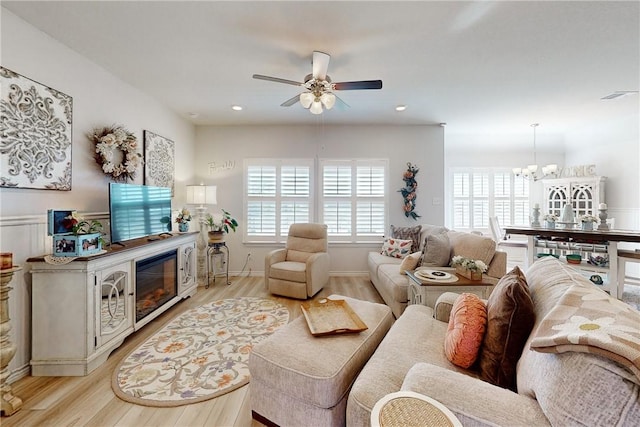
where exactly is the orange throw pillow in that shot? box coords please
[444,293,488,369]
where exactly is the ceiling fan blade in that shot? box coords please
[334,94,350,110]
[333,80,383,90]
[312,51,331,80]
[253,74,303,87]
[280,94,300,107]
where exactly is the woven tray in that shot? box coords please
[301,299,368,336]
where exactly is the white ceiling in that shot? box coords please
[3,1,639,148]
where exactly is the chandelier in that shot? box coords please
[299,75,336,115]
[512,123,558,181]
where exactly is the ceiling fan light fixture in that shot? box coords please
[321,92,336,110]
[300,92,314,108]
[310,100,323,115]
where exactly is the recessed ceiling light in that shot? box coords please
[188,112,199,118]
[231,105,243,111]
[395,105,407,112]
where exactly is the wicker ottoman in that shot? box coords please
[249,295,394,427]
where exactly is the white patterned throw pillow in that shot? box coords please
[381,238,413,258]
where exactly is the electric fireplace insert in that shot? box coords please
[135,250,177,323]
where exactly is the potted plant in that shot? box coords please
[450,255,488,281]
[542,213,558,229]
[579,214,599,231]
[205,209,238,242]
[175,208,192,232]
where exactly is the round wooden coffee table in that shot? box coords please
[371,391,462,427]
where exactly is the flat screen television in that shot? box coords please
[109,183,173,243]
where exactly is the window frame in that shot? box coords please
[319,158,388,244]
[243,158,388,245]
[449,167,530,233]
[244,158,314,244]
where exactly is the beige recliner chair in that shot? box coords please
[265,223,329,299]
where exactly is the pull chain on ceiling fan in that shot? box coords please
[253,51,383,115]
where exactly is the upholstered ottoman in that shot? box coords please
[249,295,394,427]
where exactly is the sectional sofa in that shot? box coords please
[368,225,507,317]
[348,257,640,426]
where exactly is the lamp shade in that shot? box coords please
[300,92,314,109]
[320,92,336,110]
[310,100,323,115]
[186,185,217,206]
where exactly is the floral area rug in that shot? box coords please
[112,297,289,407]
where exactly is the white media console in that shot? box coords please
[27,232,198,376]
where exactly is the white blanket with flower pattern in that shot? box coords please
[530,284,640,379]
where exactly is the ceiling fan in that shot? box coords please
[253,51,383,114]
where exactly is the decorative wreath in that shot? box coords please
[399,162,420,220]
[89,125,142,181]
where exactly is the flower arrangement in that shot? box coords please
[89,125,142,181]
[579,214,599,223]
[399,162,420,220]
[542,213,558,222]
[450,255,488,273]
[175,208,192,224]
[62,212,103,235]
[205,209,238,233]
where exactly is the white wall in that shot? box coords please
[444,131,566,231]
[0,9,196,382]
[564,113,640,231]
[194,124,445,273]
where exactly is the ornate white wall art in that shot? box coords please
[0,67,73,190]
[143,130,175,194]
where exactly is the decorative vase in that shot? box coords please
[545,221,556,229]
[178,222,189,232]
[582,222,594,231]
[455,265,482,281]
[208,230,224,242]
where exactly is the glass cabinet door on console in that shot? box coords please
[179,241,197,297]
[95,262,133,348]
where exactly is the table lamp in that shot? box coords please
[186,184,217,228]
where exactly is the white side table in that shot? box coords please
[371,391,462,427]
[1,266,23,416]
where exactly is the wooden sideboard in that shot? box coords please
[27,232,197,376]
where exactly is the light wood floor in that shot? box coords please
[3,275,384,427]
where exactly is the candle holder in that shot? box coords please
[597,208,609,231]
[531,207,541,227]
[1,266,23,416]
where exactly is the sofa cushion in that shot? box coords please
[391,225,422,253]
[399,251,421,274]
[421,231,450,267]
[381,238,413,258]
[378,264,411,303]
[444,293,487,368]
[346,304,476,427]
[448,231,496,267]
[530,283,640,379]
[269,261,307,283]
[478,266,535,391]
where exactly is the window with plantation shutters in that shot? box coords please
[450,168,529,232]
[245,160,313,242]
[320,160,387,242]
